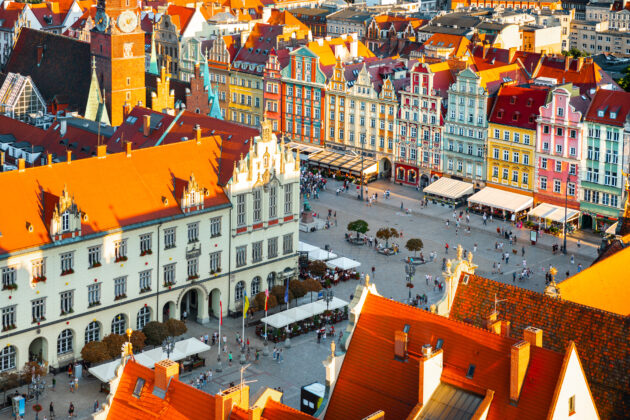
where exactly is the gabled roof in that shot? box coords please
[6,28,91,114]
[477,63,529,95]
[305,36,374,67]
[558,245,630,316]
[164,5,195,35]
[0,3,25,30]
[233,23,283,73]
[325,291,568,420]
[265,9,309,32]
[489,85,548,130]
[584,88,630,127]
[423,33,470,58]
[0,134,228,255]
[533,56,618,95]
[450,274,630,420]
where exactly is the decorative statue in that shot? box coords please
[456,245,463,260]
[467,252,474,264]
[303,198,312,212]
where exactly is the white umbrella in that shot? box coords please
[299,241,318,252]
[308,248,337,261]
[326,257,361,270]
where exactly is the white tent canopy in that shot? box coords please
[326,257,361,270]
[260,297,348,329]
[468,187,533,213]
[88,338,211,383]
[308,248,337,261]
[423,177,474,200]
[528,203,580,224]
[299,241,318,252]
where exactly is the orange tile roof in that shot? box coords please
[305,37,374,67]
[107,360,215,419]
[266,9,309,32]
[558,245,630,316]
[450,273,630,419]
[0,136,228,255]
[325,292,567,420]
[262,399,316,420]
[165,5,195,34]
[423,33,470,58]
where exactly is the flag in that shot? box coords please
[219,300,223,326]
[284,279,289,304]
[243,291,250,319]
[265,289,269,311]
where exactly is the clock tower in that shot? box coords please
[90,0,145,126]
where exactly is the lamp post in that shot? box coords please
[562,173,571,254]
[405,260,416,303]
[360,136,365,201]
[324,288,334,312]
[161,336,175,360]
[31,370,43,420]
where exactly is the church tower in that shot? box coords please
[90,0,145,127]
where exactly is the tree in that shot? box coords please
[302,277,323,293]
[271,284,294,305]
[619,65,630,91]
[142,321,169,346]
[289,279,307,300]
[308,260,328,277]
[347,219,369,240]
[80,341,109,364]
[253,291,278,312]
[562,47,586,58]
[20,361,47,384]
[102,334,127,359]
[405,238,424,256]
[131,330,146,352]
[376,227,399,249]
[165,319,187,338]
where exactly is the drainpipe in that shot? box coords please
[227,206,232,314]
[156,222,162,321]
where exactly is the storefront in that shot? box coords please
[423,177,474,208]
[394,163,419,185]
[527,203,580,234]
[467,187,533,221]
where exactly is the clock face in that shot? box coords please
[117,10,138,33]
[94,9,109,32]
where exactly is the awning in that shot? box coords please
[605,222,618,235]
[286,141,325,157]
[467,187,533,213]
[307,150,378,176]
[423,177,474,200]
[260,297,348,329]
[528,203,580,224]
[308,248,337,261]
[326,257,361,270]
[299,241,318,252]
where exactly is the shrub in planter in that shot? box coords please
[289,280,307,300]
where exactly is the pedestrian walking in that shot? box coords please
[94,400,99,413]
[577,239,581,248]
[52,377,56,391]
[69,379,74,393]
[401,202,404,210]
[570,255,575,264]
[49,402,54,418]
[505,253,509,264]
[497,262,502,274]
[445,243,449,254]
[74,377,78,391]
[473,243,477,253]
[228,352,233,366]
[577,263,583,272]
[521,246,525,257]
[513,272,517,282]
[68,402,75,418]
[277,349,283,363]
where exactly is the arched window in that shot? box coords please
[57,329,73,355]
[0,345,16,372]
[85,321,100,344]
[251,277,261,295]
[137,307,151,329]
[111,314,126,335]
[235,281,245,301]
[267,272,276,289]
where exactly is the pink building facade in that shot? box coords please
[534,86,586,210]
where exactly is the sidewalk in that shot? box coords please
[324,178,599,261]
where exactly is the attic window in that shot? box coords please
[610,111,617,119]
[263,49,268,55]
[132,378,146,398]
[126,116,138,124]
[248,47,253,53]
[435,338,444,350]
[497,110,504,119]
[597,109,604,117]
[510,96,516,104]
[529,115,535,123]
[526,98,533,107]
[466,364,476,379]
[61,212,70,232]
[512,112,519,121]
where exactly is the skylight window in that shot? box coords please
[436,338,444,350]
[466,364,476,379]
[133,378,145,398]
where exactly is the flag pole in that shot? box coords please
[218,297,222,358]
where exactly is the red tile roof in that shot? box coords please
[533,56,617,95]
[325,292,568,420]
[584,88,630,127]
[489,85,549,130]
[107,360,216,419]
[165,5,195,34]
[449,274,630,420]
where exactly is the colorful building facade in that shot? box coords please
[263,51,283,133]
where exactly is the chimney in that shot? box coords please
[576,56,584,72]
[394,330,408,360]
[36,45,44,66]
[484,311,497,330]
[523,326,543,348]
[248,407,262,420]
[125,141,132,157]
[123,102,132,119]
[194,124,202,144]
[510,341,530,403]
[47,154,52,166]
[66,150,72,163]
[97,144,107,158]
[18,158,25,172]
[418,345,443,406]
[60,117,67,137]
[564,55,570,71]
[143,114,151,136]
[508,46,517,62]
[154,359,179,392]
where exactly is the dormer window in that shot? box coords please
[610,111,617,119]
[497,110,504,119]
[526,98,533,107]
[597,109,605,117]
[510,96,516,104]
[61,211,70,232]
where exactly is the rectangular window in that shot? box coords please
[555,161,562,172]
[513,133,520,143]
[88,246,101,268]
[540,177,547,190]
[163,263,176,286]
[513,152,519,163]
[114,239,127,262]
[187,222,199,243]
[1,306,15,331]
[493,148,499,159]
[237,194,246,226]
[554,179,561,193]
[60,290,73,315]
[523,134,530,145]
[32,298,45,322]
[541,158,547,169]
[140,234,152,255]
[503,131,510,141]
[568,182,575,196]
[503,150,509,161]
[523,154,529,165]
[114,276,127,299]
[569,396,576,415]
[253,189,262,223]
[236,246,247,267]
[60,252,74,274]
[209,251,222,273]
[187,258,199,279]
[284,184,292,215]
[283,233,293,254]
[502,168,509,180]
[252,241,263,263]
[556,144,562,154]
[268,237,278,259]
[88,283,100,306]
[139,270,151,292]
[164,228,176,249]
[210,217,221,237]
[1,267,16,289]
[569,164,577,175]
[522,172,529,185]
[32,258,45,281]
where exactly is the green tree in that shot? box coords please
[405,238,424,256]
[619,65,630,91]
[165,319,187,337]
[80,341,109,364]
[254,291,278,312]
[376,227,399,249]
[562,47,586,58]
[142,321,169,346]
[347,219,369,240]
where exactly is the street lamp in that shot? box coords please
[162,336,175,359]
[405,260,416,303]
[30,370,43,420]
[360,136,365,201]
[324,288,334,312]
[562,173,572,255]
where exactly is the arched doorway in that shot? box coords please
[581,214,593,230]
[420,174,430,188]
[209,289,221,319]
[28,337,47,364]
[162,301,175,322]
[379,158,392,179]
[180,289,199,321]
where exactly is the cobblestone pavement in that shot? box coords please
[2,177,598,419]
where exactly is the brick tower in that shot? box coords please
[90,0,145,127]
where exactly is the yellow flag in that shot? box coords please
[243,292,249,319]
